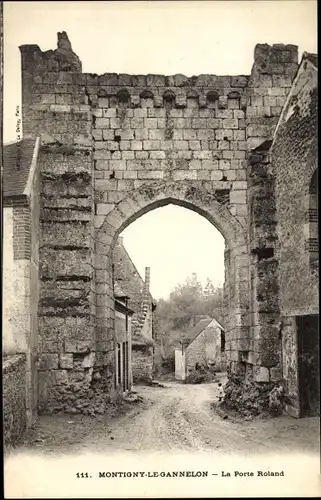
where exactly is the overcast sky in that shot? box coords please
[3,1,317,299]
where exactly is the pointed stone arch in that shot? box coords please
[93,180,250,391]
[97,180,247,250]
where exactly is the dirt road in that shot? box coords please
[5,382,320,499]
[17,381,319,456]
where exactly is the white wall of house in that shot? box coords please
[2,208,29,355]
[175,348,186,380]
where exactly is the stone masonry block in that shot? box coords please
[269,367,282,382]
[226,170,236,180]
[39,354,59,371]
[147,74,165,86]
[202,160,219,169]
[59,354,73,369]
[172,170,197,181]
[134,109,147,118]
[64,339,94,354]
[231,76,248,87]
[211,171,223,180]
[148,129,164,141]
[234,109,245,119]
[254,366,270,383]
[96,203,115,215]
[197,170,211,180]
[137,171,164,180]
[143,141,160,150]
[233,130,245,140]
[233,181,247,190]
[216,130,233,141]
[216,110,233,119]
[218,96,228,109]
[82,352,95,368]
[145,118,158,129]
[230,190,247,204]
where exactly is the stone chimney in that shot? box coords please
[144,267,150,294]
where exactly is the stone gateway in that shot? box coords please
[3,31,317,434]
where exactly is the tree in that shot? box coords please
[203,277,216,298]
[154,274,225,369]
[202,281,225,326]
[169,274,203,329]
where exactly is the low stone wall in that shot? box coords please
[3,354,27,448]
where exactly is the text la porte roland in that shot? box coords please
[222,470,284,477]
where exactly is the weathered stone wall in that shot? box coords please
[37,136,97,414]
[19,35,97,413]
[247,143,281,383]
[131,346,153,384]
[3,354,27,448]
[270,57,318,418]
[186,330,207,371]
[271,58,318,317]
[19,32,300,412]
[186,323,223,371]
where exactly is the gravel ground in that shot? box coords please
[12,381,319,456]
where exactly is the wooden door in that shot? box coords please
[297,315,320,417]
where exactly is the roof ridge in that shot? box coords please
[183,317,224,348]
[114,239,155,302]
[3,138,39,198]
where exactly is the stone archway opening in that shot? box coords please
[112,202,226,385]
[93,180,250,398]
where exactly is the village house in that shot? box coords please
[114,281,134,395]
[238,50,319,418]
[269,52,319,417]
[112,237,157,384]
[175,317,225,381]
[3,138,40,444]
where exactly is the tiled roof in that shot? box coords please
[113,239,155,310]
[184,318,213,346]
[2,138,38,198]
[184,317,224,348]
